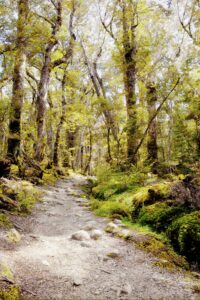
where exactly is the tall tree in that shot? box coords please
[121,0,138,164]
[7,0,29,164]
[35,0,62,162]
[146,82,158,170]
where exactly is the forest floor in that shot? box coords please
[0,174,199,300]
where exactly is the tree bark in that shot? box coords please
[53,71,67,166]
[122,0,138,164]
[146,82,158,170]
[35,0,62,162]
[7,0,29,164]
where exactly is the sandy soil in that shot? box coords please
[0,174,199,300]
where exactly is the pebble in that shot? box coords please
[80,241,92,248]
[90,229,103,240]
[73,278,83,286]
[113,219,122,225]
[118,229,132,239]
[71,230,90,241]
[117,283,132,296]
[42,260,50,266]
[105,222,119,233]
[83,222,97,231]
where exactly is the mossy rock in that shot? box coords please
[167,211,200,265]
[132,183,171,206]
[131,183,171,220]
[138,201,190,232]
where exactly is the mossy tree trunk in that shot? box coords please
[146,82,158,169]
[35,0,62,162]
[7,0,29,164]
[122,0,138,165]
[53,71,67,167]
[53,9,76,167]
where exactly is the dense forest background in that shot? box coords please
[0,0,199,173]
[0,0,200,271]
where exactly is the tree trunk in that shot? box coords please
[35,0,62,162]
[122,1,138,164]
[7,0,29,164]
[146,82,158,169]
[107,127,112,162]
[53,71,67,166]
[84,130,93,174]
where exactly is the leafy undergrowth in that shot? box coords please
[90,164,200,269]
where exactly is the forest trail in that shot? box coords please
[0,175,198,300]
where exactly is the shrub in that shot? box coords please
[167,211,200,265]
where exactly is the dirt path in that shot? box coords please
[0,175,199,300]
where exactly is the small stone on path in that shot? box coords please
[90,229,103,240]
[73,278,83,286]
[105,222,119,233]
[80,241,92,248]
[71,230,90,241]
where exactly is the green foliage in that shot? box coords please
[91,166,200,267]
[167,211,200,264]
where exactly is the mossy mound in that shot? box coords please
[138,201,190,232]
[0,178,42,213]
[132,183,171,206]
[90,197,131,219]
[167,211,200,265]
[92,165,146,200]
[135,234,189,270]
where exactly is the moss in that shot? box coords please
[92,165,145,200]
[16,182,42,213]
[7,229,21,243]
[0,286,20,300]
[95,201,130,218]
[132,183,171,206]
[167,211,200,265]
[138,201,190,232]
[0,214,10,227]
[0,179,42,214]
[0,263,14,281]
[136,235,189,271]
[42,171,58,185]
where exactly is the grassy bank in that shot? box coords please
[89,164,200,270]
